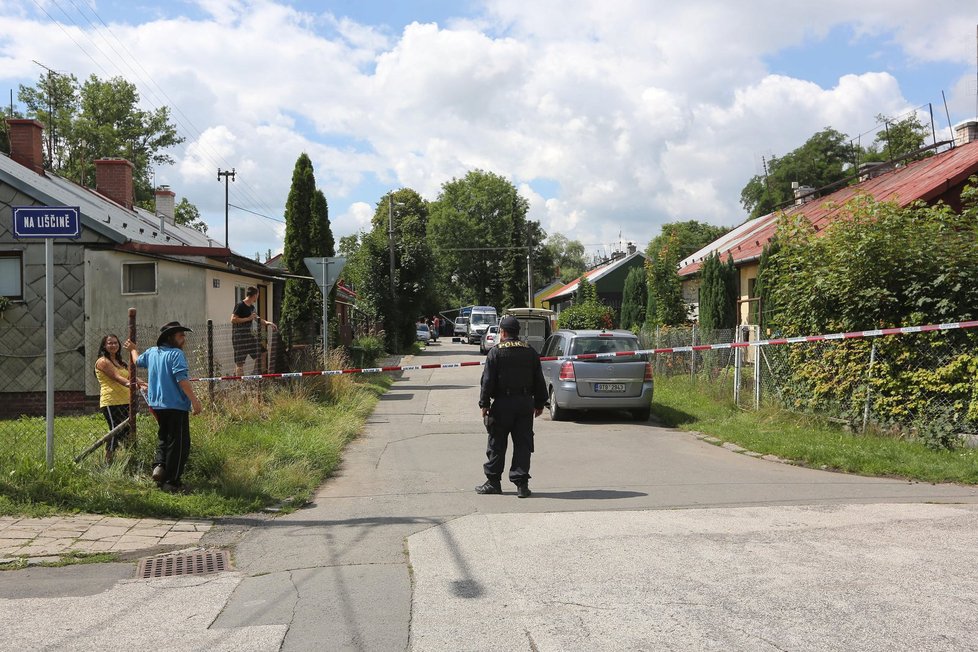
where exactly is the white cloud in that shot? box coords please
[2,0,977,257]
[339,201,375,233]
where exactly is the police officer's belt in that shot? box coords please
[499,387,532,396]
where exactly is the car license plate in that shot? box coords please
[594,383,626,393]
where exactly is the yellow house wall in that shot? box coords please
[204,268,276,376]
[738,263,759,326]
[204,269,272,325]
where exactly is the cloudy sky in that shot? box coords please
[1,0,977,260]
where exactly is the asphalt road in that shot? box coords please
[215,340,978,650]
[3,339,977,650]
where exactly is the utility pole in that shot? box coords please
[217,168,236,249]
[388,193,399,353]
[32,61,61,168]
[526,221,534,307]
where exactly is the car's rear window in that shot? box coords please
[517,319,547,338]
[570,336,641,357]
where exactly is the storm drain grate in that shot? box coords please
[136,549,230,579]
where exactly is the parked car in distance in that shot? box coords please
[502,307,554,353]
[453,317,469,340]
[480,325,500,354]
[539,329,652,421]
[416,323,431,343]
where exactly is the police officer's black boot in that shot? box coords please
[516,482,531,498]
[475,479,502,494]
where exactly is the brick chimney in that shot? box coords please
[6,119,45,175]
[94,158,134,210]
[954,119,977,146]
[155,185,176,223]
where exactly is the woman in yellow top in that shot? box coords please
[94,334,144,463]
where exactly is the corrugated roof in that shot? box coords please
[0,152,225,250]
[678,140,978,277]
[533,278,564,298]
[542,251,648,302]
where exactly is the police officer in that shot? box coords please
[476,315,548,498]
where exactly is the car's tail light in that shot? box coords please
[559,361,576,381]
[644,362,653,381]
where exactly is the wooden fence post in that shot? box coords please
[127,308,137,443]
[207,319,215,404]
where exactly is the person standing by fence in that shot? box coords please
[94,334,145,464]
[232,286,277,376]
[126,322,202,493]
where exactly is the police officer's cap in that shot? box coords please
[499,316,521,334]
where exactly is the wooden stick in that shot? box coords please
[127,308,137,445]
[74,419,130,463]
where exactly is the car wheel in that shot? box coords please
[549,387,569,422]
[631,407,651,422]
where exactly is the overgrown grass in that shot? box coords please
[0,370,391,518]
[653,376,978,484]
[0,552,118,571]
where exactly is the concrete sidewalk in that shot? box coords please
[0,515,211,560]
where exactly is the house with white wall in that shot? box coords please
[0,118,283,416]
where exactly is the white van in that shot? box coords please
[465,306,498,344]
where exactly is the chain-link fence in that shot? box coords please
[641,325,978,446]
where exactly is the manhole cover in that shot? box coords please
[136,549,230,579]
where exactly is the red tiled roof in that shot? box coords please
[678,141,978,277]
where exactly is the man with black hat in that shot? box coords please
[125,321,202,493]
[476,315,548,498]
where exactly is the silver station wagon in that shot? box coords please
[540,329,653,421]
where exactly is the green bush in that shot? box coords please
[557,300,615,330]
[350,335,386,367]
[760,180,978,446]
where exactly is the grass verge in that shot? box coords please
[0,372,391,518]
[652,376,978,484]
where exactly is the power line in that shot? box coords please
[29,0,111,77]
[228,203,285,224]
[37,0,281,226]
[72,0,278,218]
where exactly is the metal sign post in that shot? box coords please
[13,206,81,470]
[304,256,346,368]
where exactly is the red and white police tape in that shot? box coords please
[189,320,978,383]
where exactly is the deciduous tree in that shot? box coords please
[19,73,183,203]
[740,128,853,219]
[346,188,436,351]
[173,197,208,234]
[428,170,543,309]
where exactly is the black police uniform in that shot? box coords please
[478,317,548,494]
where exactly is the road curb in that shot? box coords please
[692,432,792,465]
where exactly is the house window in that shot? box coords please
[235,286,248,303]
[122,262,157,294]
[0,252,23,299]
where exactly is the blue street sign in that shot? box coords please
[12,206,81,239]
